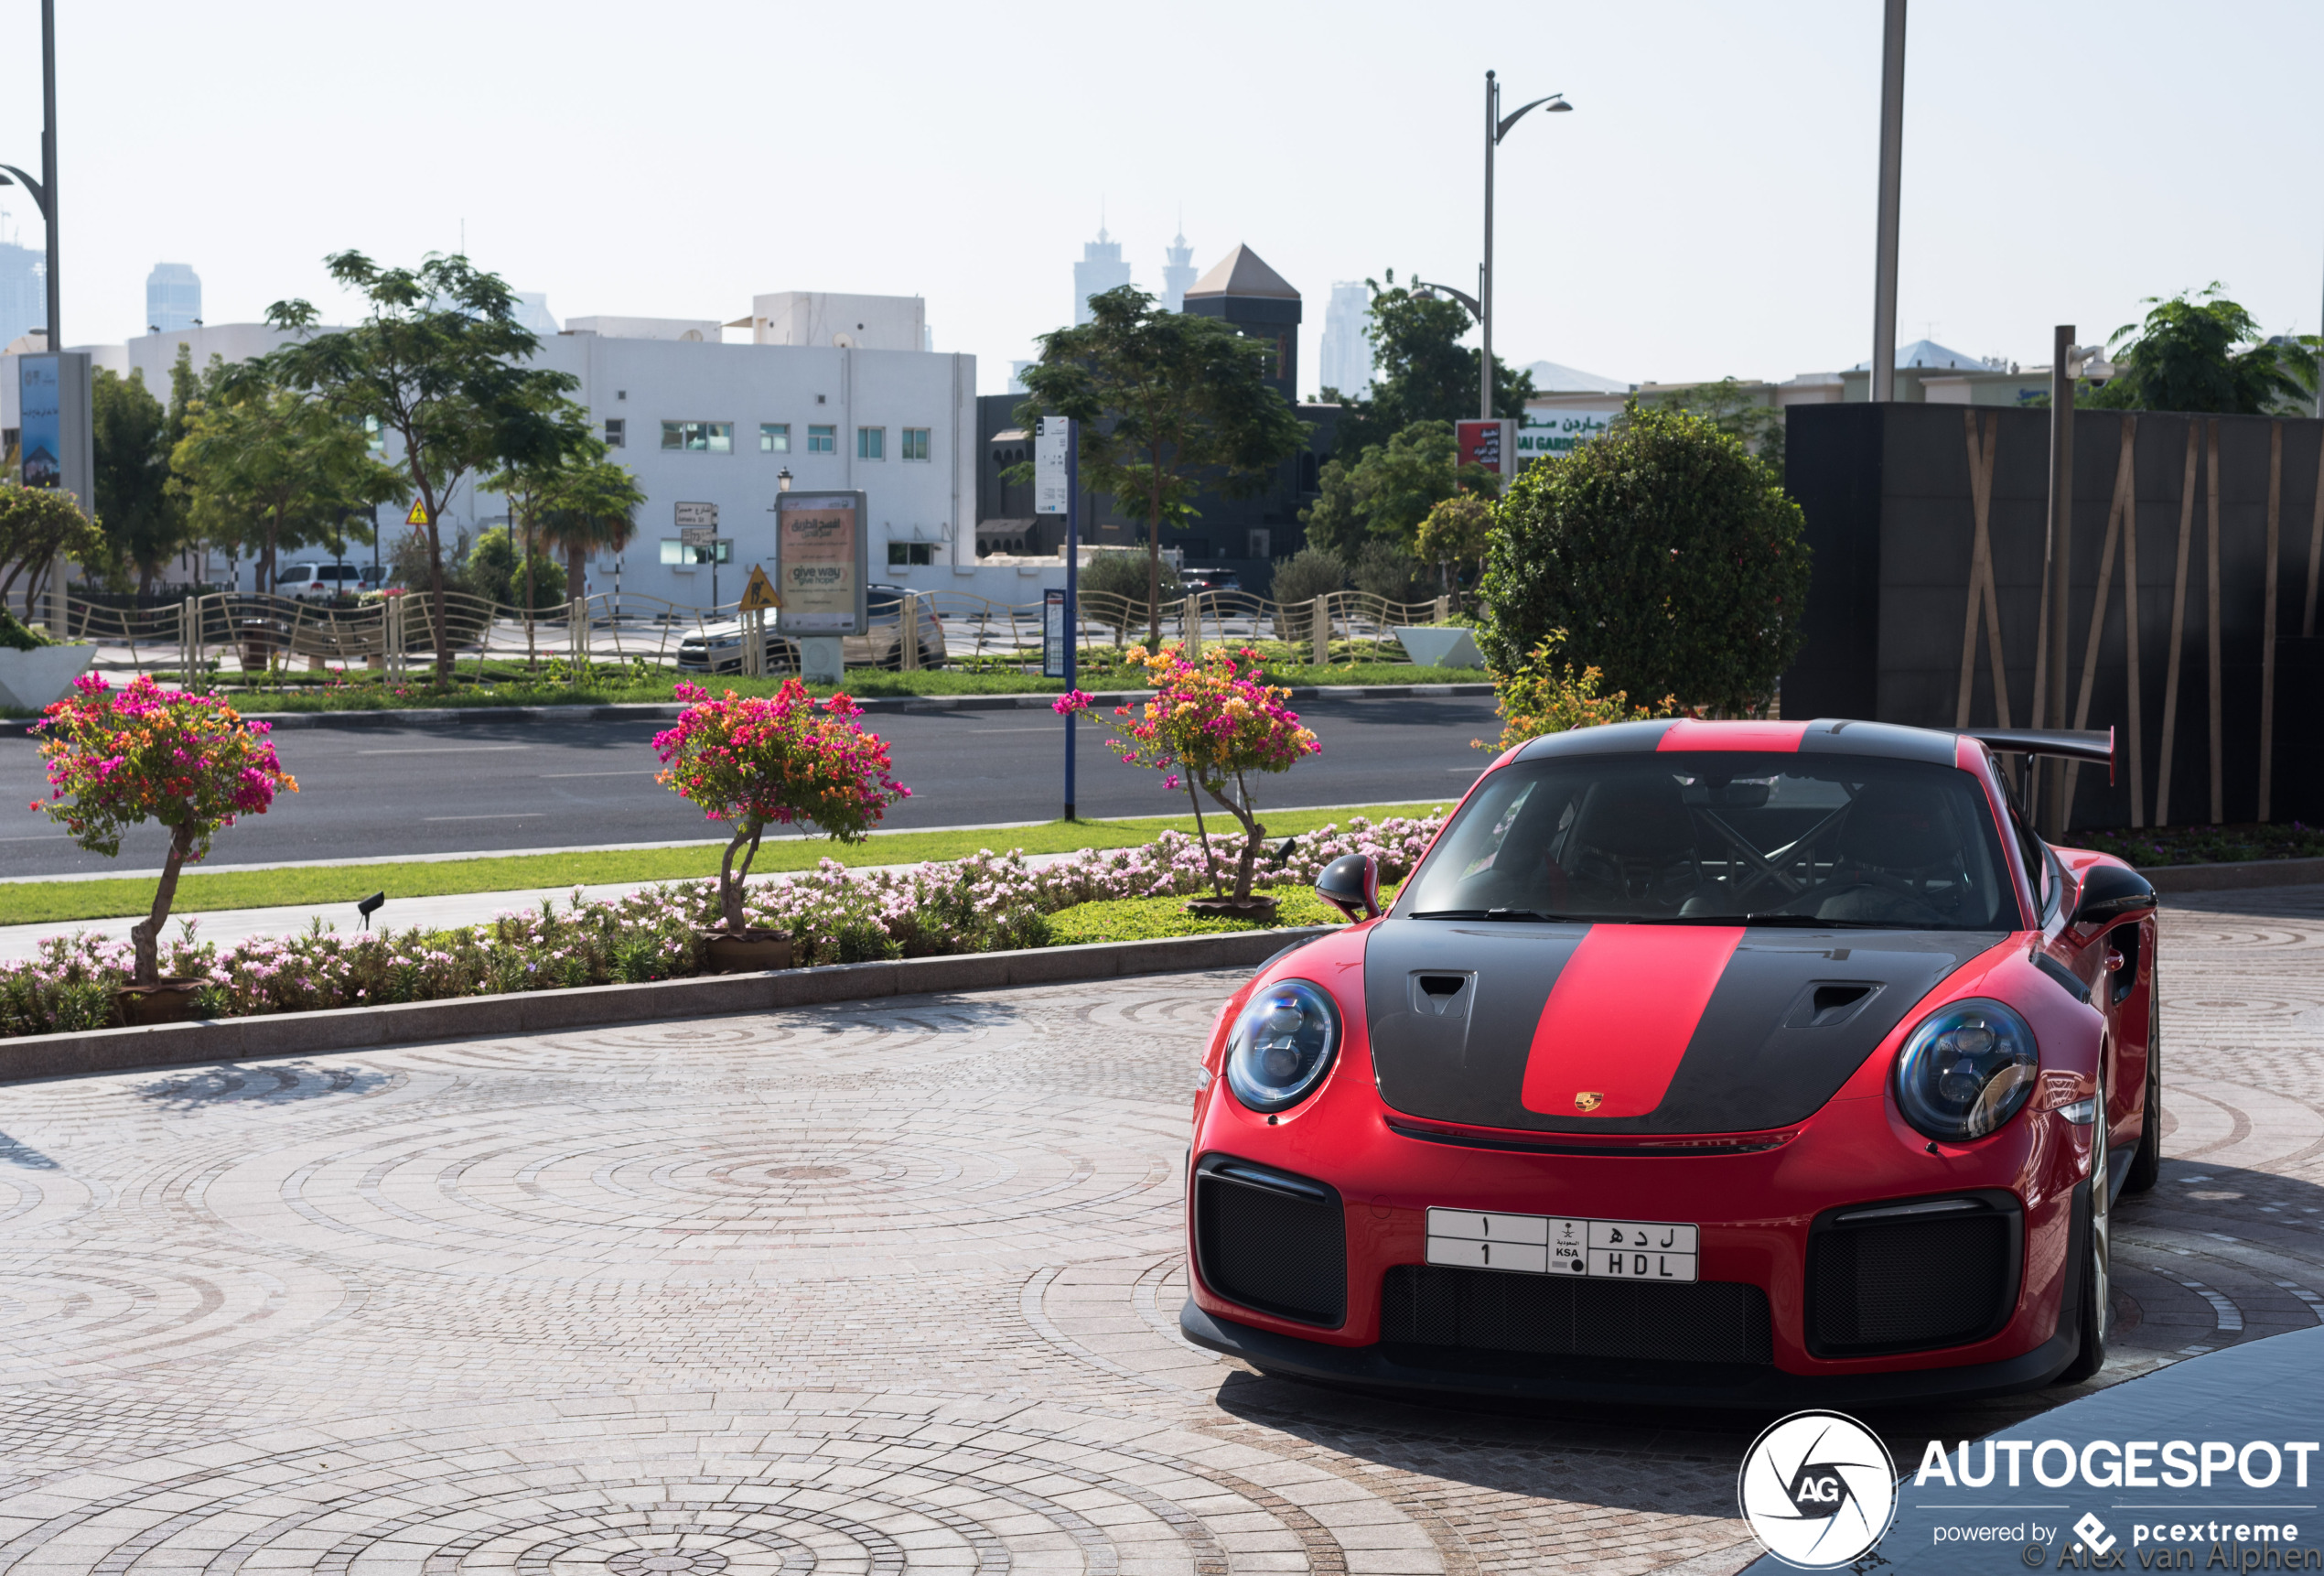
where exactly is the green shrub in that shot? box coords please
[467,527,567,610]
[1047,887,1347,945]
[1479,403,1810,715]
[0,605,52,652]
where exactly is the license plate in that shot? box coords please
[1426,1208,1699,1282]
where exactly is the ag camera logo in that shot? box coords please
[1738,1409,1899,1569]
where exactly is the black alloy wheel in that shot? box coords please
[2059,1066,2111,1384]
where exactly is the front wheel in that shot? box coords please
[2058,1068,2111,1384]
[2124,962,2163,1195]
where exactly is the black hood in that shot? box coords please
[1362,919,1996,1135]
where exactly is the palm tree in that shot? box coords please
[539,457,646,622]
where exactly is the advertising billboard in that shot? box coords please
[1455,418,1515,477]
[16,356,61,489]
[774,490,868,635]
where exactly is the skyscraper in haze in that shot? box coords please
[0,236,40,349]
[146,263,200,333]
[1318,281,1373,400]
[1162,226,1197,313]
[1073,226,1131,325]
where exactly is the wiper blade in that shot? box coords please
[1408,908,1587,923]
[1741,913,1900,929]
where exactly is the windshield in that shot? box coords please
[1398,751,2017,931]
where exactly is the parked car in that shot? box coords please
[676,585,946,674]
[275,563,366,603]
[1180,718,2157,1406]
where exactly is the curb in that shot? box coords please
[2144,856,2324,893]
[0,925,1331,1086]
[1,684,1491,735]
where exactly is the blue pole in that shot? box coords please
[1064,418,1079,821]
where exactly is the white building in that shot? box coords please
[1073,229,1130,325]
[23,293,979,606]
[146,264,201,334]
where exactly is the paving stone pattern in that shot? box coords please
[0,889,2318,1574]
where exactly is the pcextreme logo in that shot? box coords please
[1739,1409,1900,1569]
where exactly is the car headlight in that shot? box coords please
[1893,998,2039,1141]
[1223,978,1340,1113]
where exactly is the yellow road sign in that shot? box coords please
[404,500,431,526]
[739,564,781,612]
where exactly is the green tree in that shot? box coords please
[1300,419,1498,560]
[172,380,402,595]
[1415,491,1494,592]
[1017,285,1308,644]
[1331,271,1535,455]
[264,252,592,684]
[537,453,646,600]
[91,368,183,595]
[1479,404,1811,716]
[2084,285,2319,415]
[467,527,567,610]
[0,484,104,620]
[1633,376,1785,471]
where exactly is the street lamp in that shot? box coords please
[1480,70,1570,420]
[0,0,59,350]
[777,467,792,492]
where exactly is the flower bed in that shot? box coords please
[0,814,1445,1039]
[2074,821,2324,868]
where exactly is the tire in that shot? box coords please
[2123,960,2162,1195]
[2058,1068,2111,1384]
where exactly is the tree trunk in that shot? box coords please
[130,821,196,987]
[421,496,453,688]
[716,818,765,933]
[1185,778,1223,897]
[1207,777,1264,902]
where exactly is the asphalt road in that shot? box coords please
[0,695,1500,878]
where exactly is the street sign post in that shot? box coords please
[674,501,718,528]
[1038,416,1081,819]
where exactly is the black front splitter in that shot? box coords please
[1180,1300,2079,1411]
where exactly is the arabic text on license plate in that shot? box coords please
[1424,1208,1699,1282]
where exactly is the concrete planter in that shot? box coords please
[0,644,93,712]
[1393,626,1483,669]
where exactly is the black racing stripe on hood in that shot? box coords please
[1364,919,1996,1135]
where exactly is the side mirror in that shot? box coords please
[1316,852,1381,923]
[2071,862,2156,929]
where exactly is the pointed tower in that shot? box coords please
[1182,244,1301,397]
[1073,217,1132,326]
[1162,220,1197,313]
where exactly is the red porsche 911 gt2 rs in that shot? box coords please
[1179,717,2160,1407]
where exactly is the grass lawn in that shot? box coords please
[89,657,1485,717]
[1046,880,1407,945]
[0,801,1452,928]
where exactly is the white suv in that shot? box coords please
[275,563,365,602]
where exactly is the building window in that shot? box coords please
[901,427,931,461]
[605,418,626,448]
[661,420,733,453]
[858,427,885,460]
[660,539,730,566]
[808,425,836,453]
[759,423,790,453]
[887,543,932,567]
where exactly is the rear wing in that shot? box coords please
[1958,727,2114,785]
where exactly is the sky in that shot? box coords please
[5,0,2322,398]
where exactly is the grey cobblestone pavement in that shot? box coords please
[0,888,2317,1574]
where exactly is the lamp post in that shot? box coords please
[0,0,59,349]
[1869,0,1907,402]
[1480,70,1569,420]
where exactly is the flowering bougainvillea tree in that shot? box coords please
[1058,644,1320,903]
[30,675,298,986]
[652,679,910,933]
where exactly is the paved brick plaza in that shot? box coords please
[0,887,2318,1574]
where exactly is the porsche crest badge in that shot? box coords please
[1574,1091,1605,1113]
